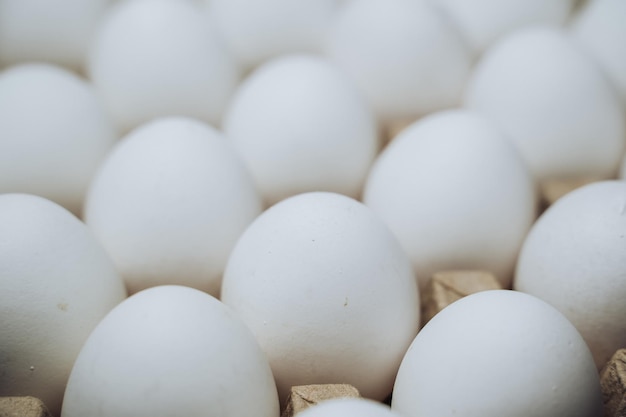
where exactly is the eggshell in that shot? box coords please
[208,0,336,71]
[88,0,239,133]
[514,180,626,369]
[0,194,127,416]
[571,0,626,105]
[464,27,626,182]
[298,398,403,417]
[363,109,537,289]
[326,0,472,122]
[392,290,603,417]
[0,63,117,215]
[0,0,109,71]
[84,117,262,296]
[220,192,420,402]
[223,54,378,207]
[61,285,279,417]
[428,0,575,56]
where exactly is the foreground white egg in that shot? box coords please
[0,0,110,71]
[0,63,117,215]
[208,0,337,71]
[89,0,238,133]
[364,110,537,289]
[61,285,279,417]
[0,194,127,416]
[223,54,378,206]
[464,27,625,182]
[299,398,403,417]
[571,0,626,105]
[428,0,574,56]
[221,192,420,402]
[514,181,626,369]
[84,117,262,296]
[326,0,471,123]
[392,290,602,417]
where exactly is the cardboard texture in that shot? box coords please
[540,178,597,207]
[0,397,52,417]
[601,348,626,417]
[281,384,360,417]
[421,270,501,326]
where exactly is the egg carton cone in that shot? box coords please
[421,270,502,326]
[539,177,599,208]
[601,348,626,417]
[281,384,361,417]
[0,396,52,417]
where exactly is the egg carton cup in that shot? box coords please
[0,396,52,417]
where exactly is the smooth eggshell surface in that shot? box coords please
[0,63,117,215]
[61,285,279,417]
[208,0,337,71]
[223,54,378,206]
[221,192,420,403]
[0,0,109,71]
[514,180,626,369]
[89,0,239,133]
[428,0,574,55]
[0,194,127,416]
[326,0,471,122]
[571,0,626,105]
[464,27,625,182]
[364,109,537,289]
[392,290,602,417]
[84,117,262,296]
[298,398,404,417]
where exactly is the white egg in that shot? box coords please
[0,64,117,216]
[223,54,378,207]
[0,194,127,416]
[326,0,472,122]
[88,0,239,133]
[428,0,575,56]
[571,0,626,105]
[514,180,626,369]
[0,0,110,71]
[61,285,279,417]
[208,0,337,71]
[84,117,262,296]
[221,192,420,402]
[363,110,537,289]
[298,398,403,417]
[464,27,626,182]
[392,290,602,417]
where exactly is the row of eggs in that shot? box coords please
[2,184,619,417]
[1,0,626,416]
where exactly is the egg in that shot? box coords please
[298,398,403,417]
[363,109,537,289]
[208,0,337,71]
[392,290,602,417]
[61,285,279,417]
[571,0,626,105]
[427,0,575,56]
[223,54,378,206]
[464,27,626,182]
[220,192,420,402]
[0,194,127,416]
[88,0,239,133]
[326,0,472,123]
[0,63,117,215]
[0,0,109,71]
[84,117,262,296]
[514,180,626,369]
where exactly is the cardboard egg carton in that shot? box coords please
[0,396,52,417]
